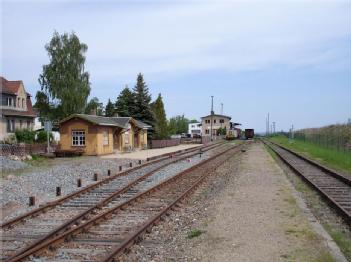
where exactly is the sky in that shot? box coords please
[1,0,351,133]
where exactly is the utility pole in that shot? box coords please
[220,103,223,115]
[210,96,214,142]
[273,122,276,134]
[291,124,294,140]
[267,113,270,136]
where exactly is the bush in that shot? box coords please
[36,130,53,143]
[15,129,36,144]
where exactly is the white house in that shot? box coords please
[188,122,202,137]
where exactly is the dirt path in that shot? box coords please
[121,141,341,261]
[186,142,333,261]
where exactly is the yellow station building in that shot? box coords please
[59,114,150,155]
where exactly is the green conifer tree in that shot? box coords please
[131,73,155,127]
[152,94,168,139]
[115,86,134,117]
[105,99,115,117]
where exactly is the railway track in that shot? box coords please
[262,139,351,225]
[1,141,232,261]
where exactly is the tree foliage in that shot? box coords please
[105,99,115,117]
[168,115,189,135]
[115,86,135,117]
[37,31,90,120]
[85,97,104,116]
[151,94,168,139]
[131,73,155,127]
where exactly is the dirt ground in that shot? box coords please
[123,141,344,262]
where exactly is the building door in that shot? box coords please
[113,130,121,150]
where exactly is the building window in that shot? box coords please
[103,131,109,145]
[20,120,23,128]
[214,119,217,124]
[205,129,209,134]
[72,130,85,146]
[7,119,15,132]
[220,119,224,123]
[17,98,20,107]
[27,120,31,128]
[22,98,25,108]
[6,97,13,106]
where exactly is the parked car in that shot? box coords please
[192,134,202,138]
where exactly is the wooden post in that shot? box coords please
[93,173,98,181]
[29,196,35,206]
[119,166,122,172]
[77,179,82,187]
[139,160,142,165]
[56,187,61,196]
[129,162,132,168]
[107,169,111,176]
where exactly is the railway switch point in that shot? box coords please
[29,196,35,206]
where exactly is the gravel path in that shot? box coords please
[122,141,335,261]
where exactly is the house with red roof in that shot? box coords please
[1,76,37,140]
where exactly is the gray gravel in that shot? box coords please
[0,156,29,172]
[0,157,139,221]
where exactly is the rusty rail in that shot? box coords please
[1,142,222,229]
[262,139,351,225]
[6,143,241,262]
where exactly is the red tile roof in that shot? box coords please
[1,76,37,118]
[1,76,23,95]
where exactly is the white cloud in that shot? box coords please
[1,0,351,85]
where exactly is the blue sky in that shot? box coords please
[1,0,351,132]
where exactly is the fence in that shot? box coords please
[149,139,181,149]
[293,132,351,153]
[0,143,58,157]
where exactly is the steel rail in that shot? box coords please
[102,143,242,262]
[262,139,351,225]
[4,141,227,260]
[7,143,241,262]
[1,142,220,229]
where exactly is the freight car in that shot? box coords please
[245,129,254,139]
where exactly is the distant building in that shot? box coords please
[201,114,231,136]
[0,77,37,140]
[188,122,202,137]
[59,114,150,155]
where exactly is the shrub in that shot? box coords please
[36,130,53,143]
[15,129,35,144]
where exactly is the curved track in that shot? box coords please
[262,139,351,225]
[1,141,230,261]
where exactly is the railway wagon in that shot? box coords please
[245,129,254,139]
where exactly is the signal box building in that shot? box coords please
[59,114,150,155]
[201,114,231,136]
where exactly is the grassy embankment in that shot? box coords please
[269,135,351,175]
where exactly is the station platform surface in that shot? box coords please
[100,144,201,160]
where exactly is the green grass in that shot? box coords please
[269,136,351,175]
[187,229,205,239]
[323,224,351,259]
